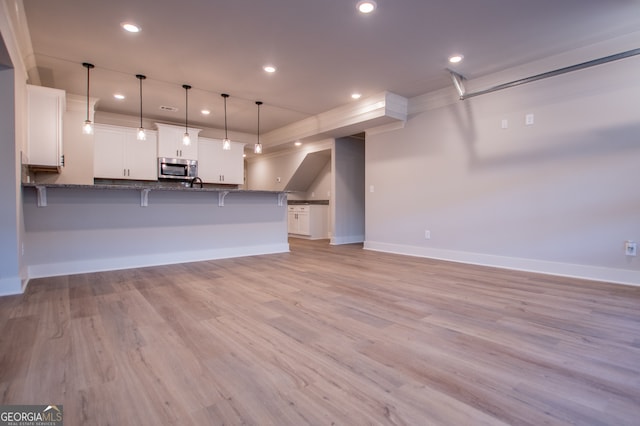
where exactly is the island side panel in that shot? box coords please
[23,187,289,278]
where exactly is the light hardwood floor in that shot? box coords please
[1,239,639,425]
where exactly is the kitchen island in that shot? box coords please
[22,183,289,279]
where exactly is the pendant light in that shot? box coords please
[254,101,263,154]
[221,93,231,150]
[82,62,95,134]
[136,74,146,141]
[182,84,191,146]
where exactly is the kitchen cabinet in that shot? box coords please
[198,137,245,185]
[27,84,65,169]
[288,205,328,239]
[94,124,158,180]
[156,123,201,159]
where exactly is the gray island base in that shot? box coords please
[22,184,289,279]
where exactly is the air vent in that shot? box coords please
[159,105,178,112]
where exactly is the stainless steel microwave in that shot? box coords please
[158,157,198,180]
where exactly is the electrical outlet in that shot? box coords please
[425,230,431,240]
[625,241,637,256]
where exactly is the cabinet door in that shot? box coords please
[94,125,126,178]
[219,141,245,184]
[156,123,200,159]
[27,85,65,167]
[198,138,245,184]
[296,207,310,235]
[287,208,298,234]
[124,130,158,180]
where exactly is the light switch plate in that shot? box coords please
[525,113,534,125]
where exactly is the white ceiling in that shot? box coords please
[22,0,640,150]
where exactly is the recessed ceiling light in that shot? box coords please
[351,93,362,99]
[357,1,377,14]
[201,109,211,115]
[294,141,302,146]
[448,54,464,64]
[113,93,125,100]
[263,65,276,73]
[121,22,141,33]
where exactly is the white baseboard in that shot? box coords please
[0,276,23,297]
[27,243,290,281]
[363,241,640,287]
[331,235,365,245]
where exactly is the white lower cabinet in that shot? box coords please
[198,137,245,184]
[288,205,328,239]
[94,124,158,180]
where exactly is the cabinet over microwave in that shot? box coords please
[158,157,198,180]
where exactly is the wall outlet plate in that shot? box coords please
[625,241,637,256]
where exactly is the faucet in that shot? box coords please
[189,177,203,188]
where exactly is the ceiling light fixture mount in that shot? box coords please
[254,101,263,154]
[357,0,377,14]
[182,84,192,146]
[136,74,146,141]
[82,62,94,135]
[221,93,231,150]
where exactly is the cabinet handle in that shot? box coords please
[127,169,131,176]
[123,168,126,176]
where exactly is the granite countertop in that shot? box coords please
[22,182,286,195]
[287,199,329,205]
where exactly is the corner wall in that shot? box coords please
[364,48,640,285]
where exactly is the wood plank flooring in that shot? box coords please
[1,238,639,425]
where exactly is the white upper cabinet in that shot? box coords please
[94,124,157,180]
[27,84,65,168]
[198,137,245,185]
[156,123,201,160]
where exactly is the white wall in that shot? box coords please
[0,5,30,295]
[303,160,332,201]
[364,52,640,285]
[246,140,333,192]
[0,67,22,295]
[332,137,365,245]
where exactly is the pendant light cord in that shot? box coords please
[223,94,229,140]
[256,101,262,143]
[82,62,94,122]
[182,84,191,133]
[136,74,146,128]
[86,66,90,121]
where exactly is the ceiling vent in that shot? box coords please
[159,105,178,112]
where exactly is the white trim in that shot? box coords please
[27,243,290,280]
[331,235,365,245]
[363,241,640,287]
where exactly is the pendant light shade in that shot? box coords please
[254,101,263,154]
[82,62,95,135]
[136,74,146,141]
[182,84,191,146]
[221,93,231,150]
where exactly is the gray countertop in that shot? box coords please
[22,182,285,195]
